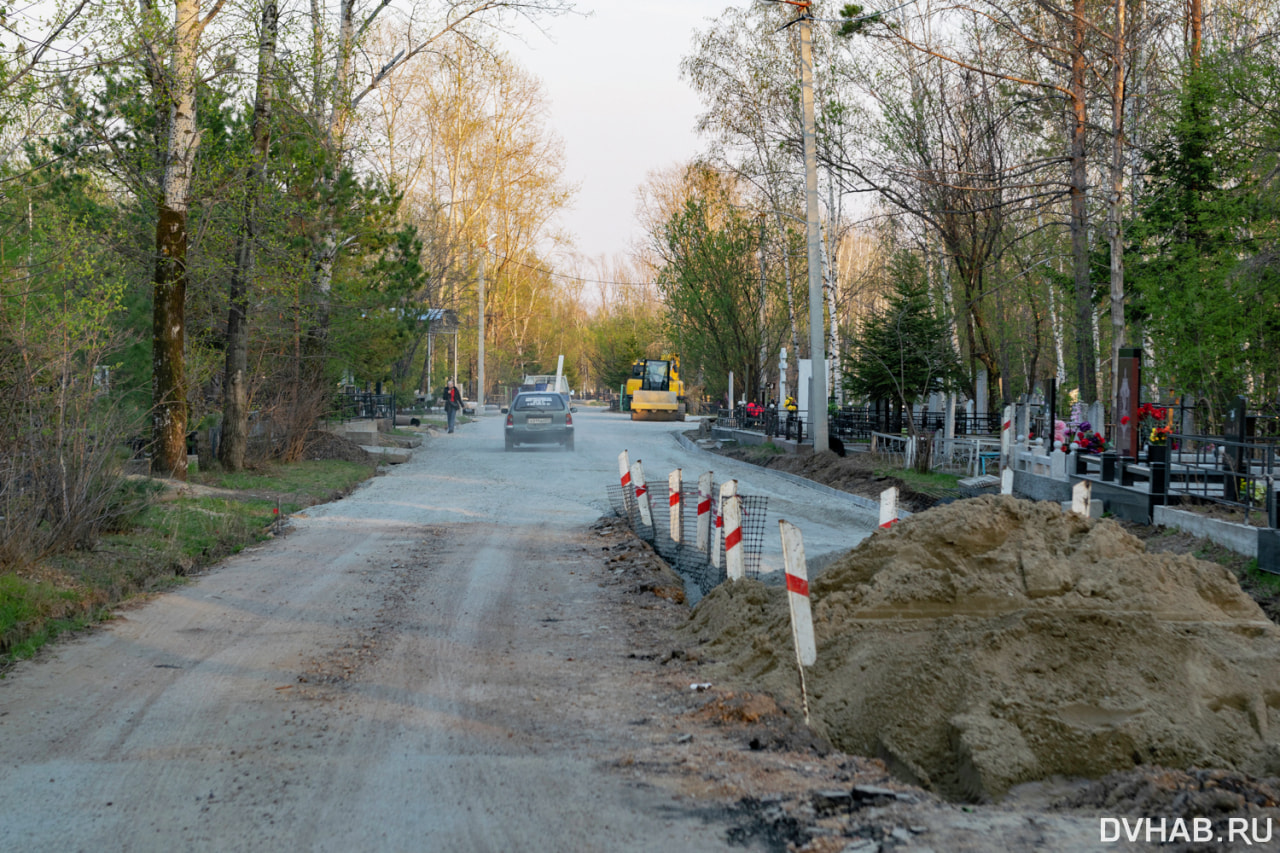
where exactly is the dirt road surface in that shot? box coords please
[5,409,1240,852]
[0,409,881,851]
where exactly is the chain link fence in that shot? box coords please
[606,480,770,600]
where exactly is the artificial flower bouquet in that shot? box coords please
[1137,402,1168,444]
[1068,421,1110,454]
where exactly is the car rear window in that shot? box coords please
[514,394,565,412]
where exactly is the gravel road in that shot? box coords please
[0,408,879,852]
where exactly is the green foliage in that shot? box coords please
[875,465,961,495]
[836,3,891,37]
[1,459,375,664]
[655,169,785,400]
[1129,55,1280,411]
[842,250,964,413]
[587,310,661,392]
[0,574,90,659]
[196,459,373,507]
[332,221,429,387]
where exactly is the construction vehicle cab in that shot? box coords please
[628,356,686,421]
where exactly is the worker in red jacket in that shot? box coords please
[441,378,463,434]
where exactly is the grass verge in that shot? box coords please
[876,465,963,498]
[1,459,375,670]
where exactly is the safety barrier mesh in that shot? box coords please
[605,480,769,599]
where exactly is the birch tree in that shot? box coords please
[302,0,571,383]
[152,0,227,478]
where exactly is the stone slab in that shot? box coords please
[359,445,411,464]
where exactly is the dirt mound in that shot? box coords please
[303,430,372,463]
[682,495,1280,801]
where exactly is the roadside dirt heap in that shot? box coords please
[683,495,1280,802]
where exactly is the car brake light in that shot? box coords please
[506,414,513,427]
[565,411,573,425]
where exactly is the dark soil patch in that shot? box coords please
[1053,767,1280,852]
[711,445,947,512]
[303,430,372,463]
[1173,497,1272,528]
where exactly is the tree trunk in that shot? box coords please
[305,0,356,368]
[1070,0,1098,404]
[1189,0,1202,68]
[151,0,211,478]
[1108,0,1128,425]
[220,1,278,472]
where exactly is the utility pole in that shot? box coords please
[757,212,768,406]
[797,3,828,452]
[477,241,486,409]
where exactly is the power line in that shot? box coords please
[483,248,662,289]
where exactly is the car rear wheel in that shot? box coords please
[564,435,574,452]
[505,436,515,451]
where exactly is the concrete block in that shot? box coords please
[1013,469,1073,503]
[359,445,411,464]
[1059,498,1103,518]
[1255,528,1280,575]
[341,419,379,436]
[1050,450,1066,481]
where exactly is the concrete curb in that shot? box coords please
[674,432,907,521]
[1153,505,1261,558]
[359,445,411,464]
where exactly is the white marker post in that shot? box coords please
[724,493,745,581]
[618,450,633,518]
[696,472,714,552]
[712,479,737,570]
[631,460,653,527]
[778,520,816,724]
[1072,480,1092,517]
[878,486,899,529]
[668,469,683,544]
[1001,468,1014,495]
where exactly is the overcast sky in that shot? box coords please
[506,1,733,264]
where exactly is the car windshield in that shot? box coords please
[514,394,565,412]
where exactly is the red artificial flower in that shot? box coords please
[1120,416,1130,425]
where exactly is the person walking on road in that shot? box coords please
[441,378,463,434]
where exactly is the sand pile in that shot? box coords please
[682,495,1280,801]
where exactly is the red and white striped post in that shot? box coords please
[696,471,714,552]
[778,519,816,724]
[631,460,653,527]
[618,450,633,517]
[712,479,737,570]
[879,486,899,529]
[724,491,745,581]
[668,469,683,543]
